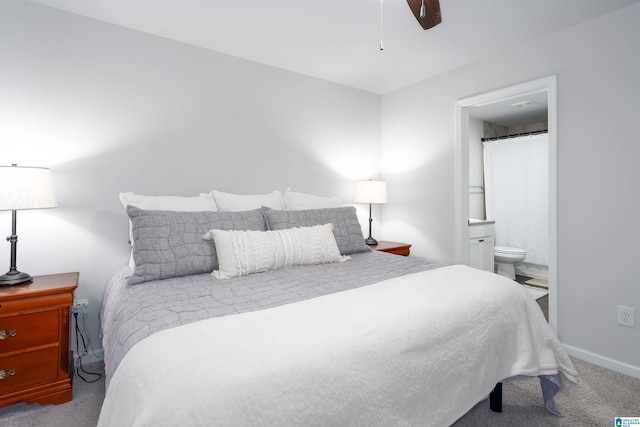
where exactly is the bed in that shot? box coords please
[97,191,577,426]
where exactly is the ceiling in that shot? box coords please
[29,0,639,127]
[28,0,640,98]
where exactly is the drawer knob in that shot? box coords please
[0,369,16,380]
[0,329,17,339]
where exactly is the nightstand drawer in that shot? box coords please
[0,310,59,354]
[0,347,58,394]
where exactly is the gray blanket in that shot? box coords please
[100,251,445,388]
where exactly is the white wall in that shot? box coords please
[0,1,381,357]
[381,4,640,375]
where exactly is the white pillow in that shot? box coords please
[119,192,218,277]
[119,192,218,212]
[283,188,341,210]
[212,190,284,212]
[204,224,349,279]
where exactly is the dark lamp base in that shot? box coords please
[0,270,33,286]
[365,237,379,246]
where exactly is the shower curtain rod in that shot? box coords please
[481,129,548,142]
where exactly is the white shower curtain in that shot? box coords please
[483,134,548,266]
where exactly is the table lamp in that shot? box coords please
[353,180,388,245]
[0,164,57,286]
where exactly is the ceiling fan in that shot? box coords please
[407,0,442,30]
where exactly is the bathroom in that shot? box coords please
[467,93,550,314]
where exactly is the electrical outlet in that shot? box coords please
[73,298,89,314]
[617,306,635,328]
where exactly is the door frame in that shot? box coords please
[454,76,558,332]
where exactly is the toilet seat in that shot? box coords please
[494,246,526,256]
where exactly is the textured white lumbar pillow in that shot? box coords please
[204,224,349,279]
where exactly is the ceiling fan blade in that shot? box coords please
[407,0,442,30]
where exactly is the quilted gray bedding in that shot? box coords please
[100,251,445,388]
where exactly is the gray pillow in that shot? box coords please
[261,206,370,255]
[127,206,266,285]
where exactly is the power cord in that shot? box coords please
[73,311,102,383]
[81,308,101,360]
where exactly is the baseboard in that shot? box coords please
[564,344,640,379]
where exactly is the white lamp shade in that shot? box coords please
[0,165,57,210]
[353,180,388,204]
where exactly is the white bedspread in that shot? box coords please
[97,265,577,427]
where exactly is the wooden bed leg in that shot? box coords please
[489,382,503,412]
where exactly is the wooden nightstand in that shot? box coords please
[370,241,412,257]
[0,272,78,407]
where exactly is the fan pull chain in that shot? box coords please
[380,0,384,50]
[420,0,426,18]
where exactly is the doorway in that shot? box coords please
[454,76,558,332]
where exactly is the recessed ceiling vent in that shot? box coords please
[511,100,538,108]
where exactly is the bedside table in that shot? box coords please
[0,272,78,407]
[370,241,412,257]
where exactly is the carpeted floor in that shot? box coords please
[1,356,638,426]
[455,357,640,426]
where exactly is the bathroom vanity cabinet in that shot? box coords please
[468,220,495,272]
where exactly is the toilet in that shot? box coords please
[494,246,526,280]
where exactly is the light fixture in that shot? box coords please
[0,164,57,286]
[511,100,538,108]
[353,180,388,246]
